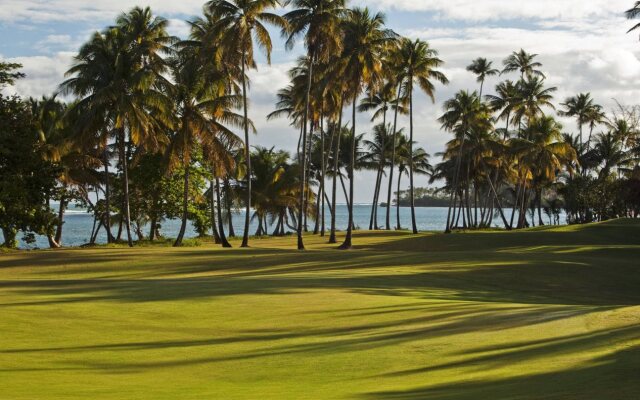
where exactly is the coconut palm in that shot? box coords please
[511,116,577,228]
[395,38,447,233]
[282,0,345,249]
[439,91,492,232]
[486,79,518,139]
[206,0,286,247]
[466,57,499,98]
[337,7,395,249]
[511,77,556,125]
[393,134,431,230]
[168,48,245,247]
[559,93,597,147]
[61,7,175,247]
[502,49,545,79]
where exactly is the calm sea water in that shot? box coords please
[18,205,564,249]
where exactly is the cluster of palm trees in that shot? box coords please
[43,0,451,250]
[434,50,640,231]
[25,1,640,249]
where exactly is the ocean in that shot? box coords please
[17,205,563,249]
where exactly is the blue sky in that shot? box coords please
[2,0,640,202]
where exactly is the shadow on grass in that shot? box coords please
[363,343,640,399]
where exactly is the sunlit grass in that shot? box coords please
[0,219,639,399]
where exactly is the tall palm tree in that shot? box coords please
[61,7,175,247]
[438,91,492,232]
[502,49,545,79]
[396,38,447,233]
[338,7,395,249]
[283,0,345,250]
[168,49,244,247]
[511,116,577,228]
[206,0,286,248]
[393,134,431,230]
[466,57,498,98]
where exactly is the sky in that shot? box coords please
[2,0,640,204]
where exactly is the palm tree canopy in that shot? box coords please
[502,49,545,79]
[466,57,499,83]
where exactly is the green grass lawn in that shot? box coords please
[1,219,639,399]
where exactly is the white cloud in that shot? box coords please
[0,1,206,23]
[361,0,631,22]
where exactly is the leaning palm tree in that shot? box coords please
[502,49,545,79]
[466,57,498,98]
[338,7,395,249]
[283,0,345,250]
[395,38,448,233]
[206,0,286,248]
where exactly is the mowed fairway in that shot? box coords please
[1,220,639,399]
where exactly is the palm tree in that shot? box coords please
[32,96,101,248]
[61,7,175,247]
[168,49,244,247]
[438,91,492,232]
[466,57,498,98]
[502,49,545,79]
[559,93,597,147]
[283,0,345,249]
[393,134,431,230]
[512,77,557,124]
[511,116,577,228]
[486,80,518,139]
[396,38,447,233]
[206,0,286,248]
[338,7,395,249]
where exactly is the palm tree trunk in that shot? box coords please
[120,129,133,247]
[537,188,544,226]
[339,89,358,250]
[408,89,418,234]
[241,53,251,248]
[210,179,221,244]
[174,159,190,247]
[339,169,351,210]
[329,96,344,244]
[370,107,388,230]
[54,194,67,245]
[225,178,235,237]
[446,131,467,233]
[320,109,326,236]
[103,151,114,243]
[304,121,314,233]
[369,169,382,230]
[298,54,314,250]
[386,84,402,230]
[215,176,232,248]
[396,169,403,230]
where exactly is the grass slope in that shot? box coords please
[1,219,639,399]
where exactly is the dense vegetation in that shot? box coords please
[1,1,640,249]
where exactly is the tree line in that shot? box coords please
[1,0,640,249]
